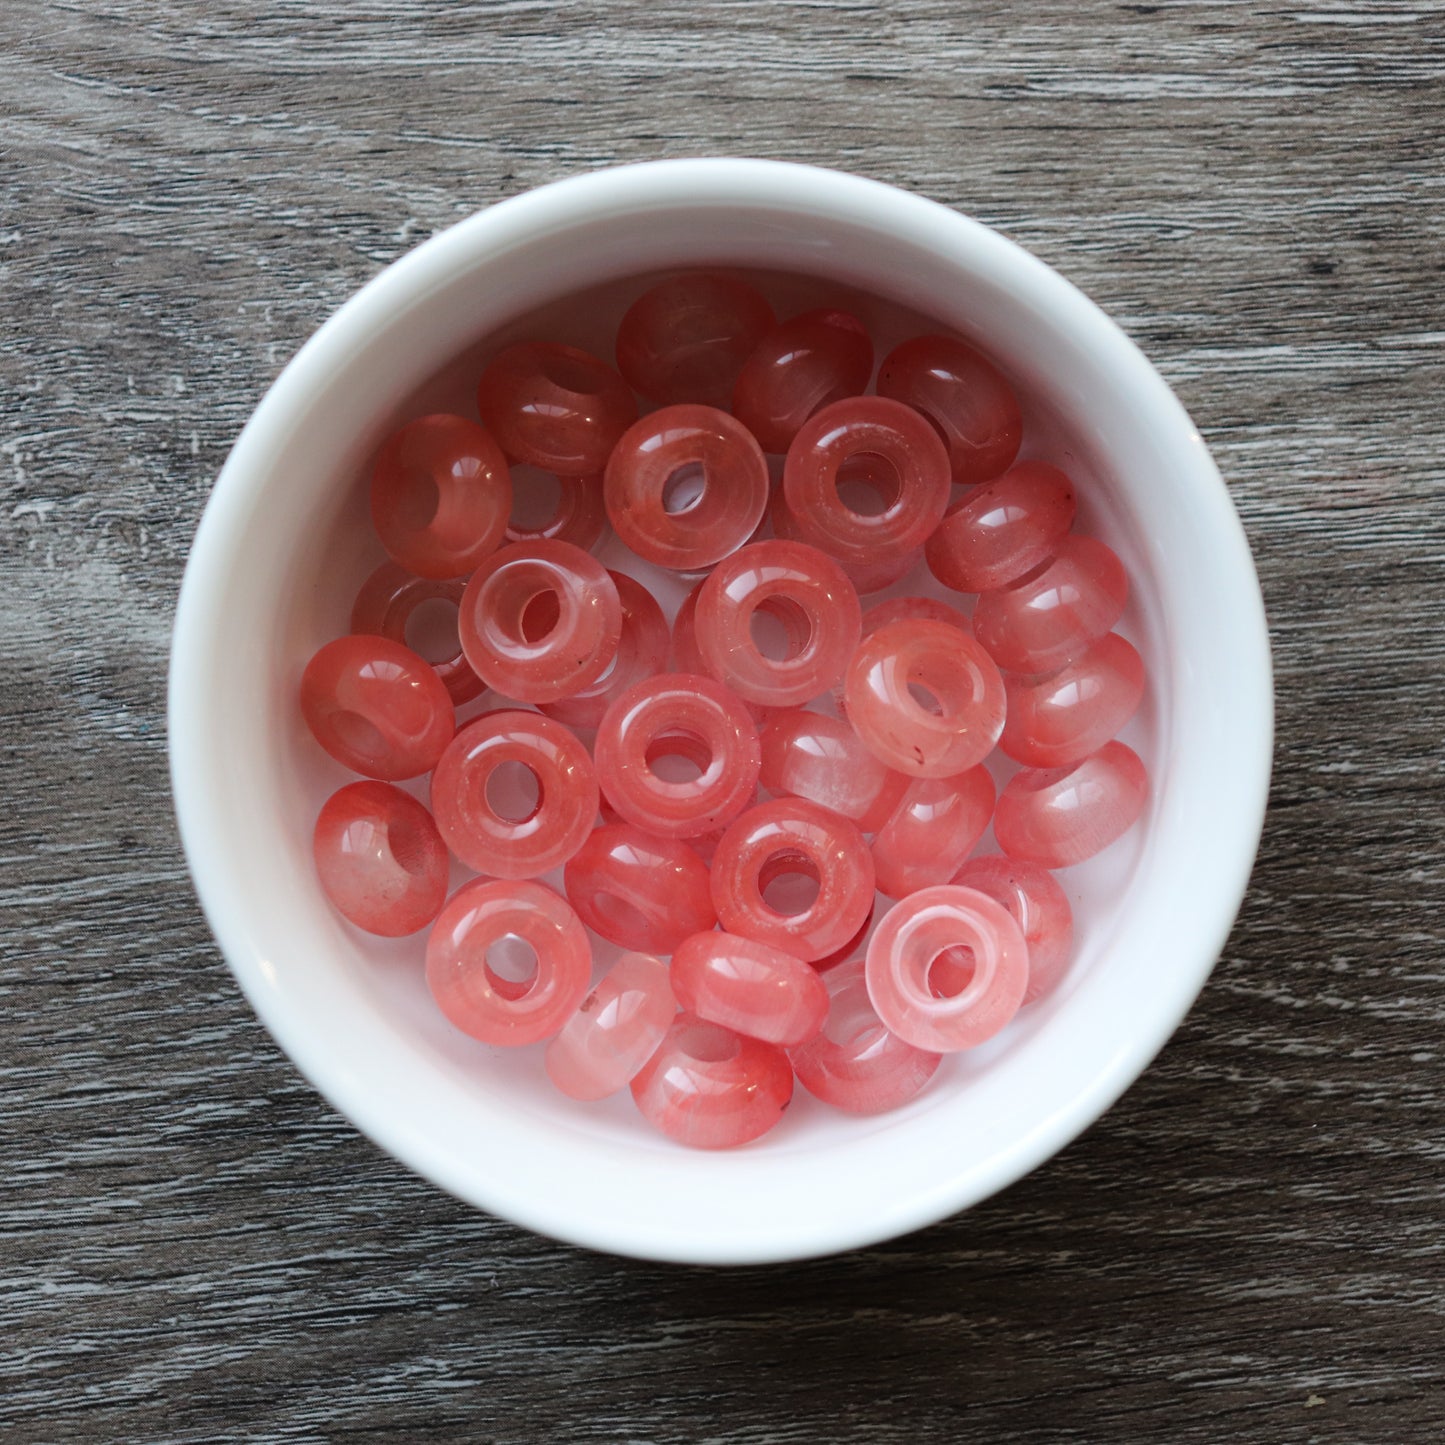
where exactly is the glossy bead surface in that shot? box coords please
[426,880,593,1047]
[833,595,972,714]
[844,618,1006,777]
[505,469,607,551]
[351,561,482,705]
[768,485,917,595]
[871,766,996,899]
[866,885,1030,1052]
[430,709,598,877]
[313,781,449,936]
[952,855,1074,1004]
[994,740,1148,868]
[370,414,512,579]
[758,710,908,834]
[672,930,829,1046]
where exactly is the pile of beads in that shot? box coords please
[301,271,1149,1149]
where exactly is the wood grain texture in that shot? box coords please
[2,0,1442,1439]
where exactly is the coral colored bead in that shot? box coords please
[833,595,972,714]
[694,540,862,709]
[844,618,1006,778]
[710,798,876,964]
[594,672,761,838]
[973,535,1128,675]
[564,824,717,953]
[369,414,512,579]
[615,273,775,408]
[458,539,622,704]
[732,308,874,453]
[505,470,607,551]
[925,460,1077,593]
[426,879,592,1046]
[313,781,449,937]
[994,740,1148,869]
[872,765,996,899]
[811,903,875,972]
[430,709,597,878]
[952,855,1074,1004]
[544,952,677,1101]
[866,885,1030,1052]
[876,335,1022,486]
[300,635,454,780]
[1000,632,1146,768]
[758,710,909,834]
[476,341,636,476]
[790,959,942,1114]
[768,477,919,596]
[671,930,829,1046]
[351,561,483,705]
[604,405,770,570]
[630,1014,793,1149]
[670,577,707,674]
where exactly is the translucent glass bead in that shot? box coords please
[563,823,717,953]
[370,414,512,579]
[669,577,707,673]
[790,959,942,1114]
[604,405,769,570]
[871,765,996,899]
[671,930,829,1046]
[876,334,1023,486]
[758,710,909,834]
[994,740,1148,868]
[832,595,971,714]
[430,709,598,877]
[865,885,1030,1052]
[1000,632,1146,768]
[313,781,449,936]
[505,469,607,551]
[300,635,454,781]
[925,461,1077,593]
[615,273,775,409]
[844,618,1006,777]
[710,798,876,964]
[476,341,636,476]
[458,539,622,704]
[426,879,593,1047]
[952,855,1074,1004]
[811,903,875,972]
[350,561,482,706]
[544,952,677,1101]
[973,535,1128,675]
[630,1013,793,1150]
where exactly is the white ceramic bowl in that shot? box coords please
[169,159,1272,1264]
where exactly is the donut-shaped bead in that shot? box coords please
[672,930,829,1046]
[833,595,971,714]
[871,766,996,899]
[505,469,607,551]
[351,561,482,705]
[758,710,909,834]
[952,855,1074,1004]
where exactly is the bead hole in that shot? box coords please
[645,729,712,785]
[662,462,707,516]
[907,681,945,716]
[759,851,822,918]
[485,933,539,1001]
[835,452,903,517]
[404,597,461,663]
[539,351,600,395]
[509,466,563,534]
[677,1020,742,1064]
[330,708,388,762]
[519,587,561,643]
[928,945,977,999]
[748,596,813,663]
[486,760,542,824]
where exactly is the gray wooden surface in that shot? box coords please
[3,1,1443,1440]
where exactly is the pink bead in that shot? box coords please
[994,740,1148,868]
[844,618,1006,777]
[952,855,1074,1004]
[732,308,874,453]
[710,798,876,964]
[615,273,775,408]
[790,959,942,1114]
[300,635,454,781]
[430,709,597,877]
[973,535,1128,674]
[604,405,770,570]
[866,885,1030,1052]
[925,461,1077,593]
[832,595,972,714]
[369,414,512,580]
[811,902,875,972]
[672,930,829,1046]
[1000,632,1146,768]
[769,474,920,596]
[458,539,622,703]
[872,765,996,899]
[758,710,908,834]
[594,672,761,838]
[476,341,636,476]
[876,335,1022,486]
[505,469,607,551]
[563,824,717,952]
[351,561,483,706]
[695,540,862,709]
[630,1013,793,1149]
[426,879,593,1046]
[313,781,449,936]
[544,952,677,1101]
[670,577,707,673]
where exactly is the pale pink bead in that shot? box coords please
[758,710,909,834]
[769,482,919,595]
[544,952,677,1101]
[871,765,996,899]
[505,469,607,551]
[832,595,971,714]
[351,561,483,706]
[994,741,1148,868]
[671,931,829,1046]
[952,855,1074,1004]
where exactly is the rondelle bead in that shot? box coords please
[844,618,1006,777]
[669,577,707,674]
[300,635,454,780]
[430,709,598,877]
[476,341,637,476]
[351,561,483,705]
[811,903,876,972]
[865,885,1030,1052]
[313,781,449,937]
[769,479,919,595]
[426,880,592,1046]
[833,595,972,714]
[672,930,829,1046]
[544,952,677,1101]
[505,469,607,551]
[369,413,512,579]
[952,855,1074,1004]
[458,539,622,703]
[871,765,996,898]
[994,740,1148,868]
[759,710,908,834]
